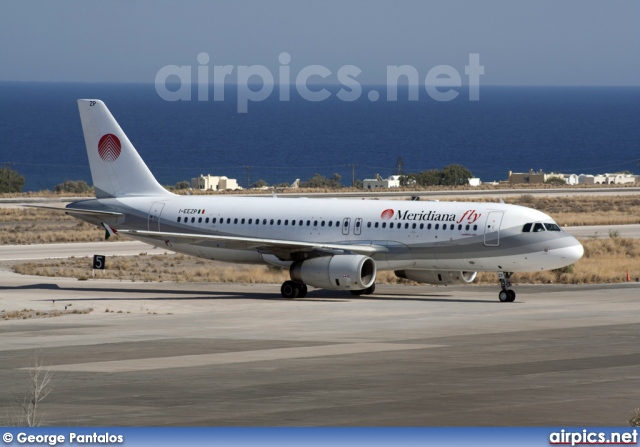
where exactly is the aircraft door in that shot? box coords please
[354,218,363,235]
[484,211,504,246]
[148,202,165,231]
[342,217,351,235]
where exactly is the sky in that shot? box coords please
[0,0,638,86]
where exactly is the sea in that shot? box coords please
[1,82,638,192]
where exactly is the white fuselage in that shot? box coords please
[82,195,584,274]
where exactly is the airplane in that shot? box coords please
[38,99,584,302]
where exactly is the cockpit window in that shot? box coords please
[522,223,532,232]
[532,223,545,232]
[544,223,561,231]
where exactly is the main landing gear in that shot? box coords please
[350,283,376,296]
[281,280,307,299]
[279,281,377,298]
[497,272,516,302]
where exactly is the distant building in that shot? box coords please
[468,178,481,187]
[604,173,636,185]
[363,174,401,189]
[578,173,636,185]
[191,174,240,191]
[563,174,579,185]
[508,170,565,184]
[578,174,605,185]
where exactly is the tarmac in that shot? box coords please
[1,272,639,426]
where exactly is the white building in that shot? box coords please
[604,173,636,185]
[468,178,481,187]
[578,173,636,185]
[563,174,579,185]
[363,174,401,189]
[191,174,240,191]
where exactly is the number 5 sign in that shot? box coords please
[93,255,106,270]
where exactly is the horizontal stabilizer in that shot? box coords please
[24,205,123,217]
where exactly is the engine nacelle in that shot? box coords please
[394,270,477,285]
[290,255,376,290]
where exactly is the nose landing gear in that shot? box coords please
[498,272,516,302]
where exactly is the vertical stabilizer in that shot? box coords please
[77,99,172,198]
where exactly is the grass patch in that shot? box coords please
[11,238,640,286]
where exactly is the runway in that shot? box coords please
[0,274,639,426]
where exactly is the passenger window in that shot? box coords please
[306,220,310,226]
[390,223,394,229]
[405,223,409,229]
[544,223,561,231]
[328,221,332,227]
[382,222,386,228]
[435,224,439,230]
[284,219,288,225]
[234,218,238,224]
[419,223,424,229]
[465,224,469,231]
[450,224,454,230]
[270,219,274,225]
[427,223,432,230]
[321,221,325,227]
[213,218,217,224]
[457,224,462,230]
[412,223,416,229]
[473,225,477,231]
[191,217,195,223]
[248,218,252,224]
[277,219,281,225]
[336,221,340,227]
[291,220,295,226]
[241,218,245,224]
[314,220,318,226]
[533,223,545,232]
[356,221,360,228]
[522,223,532,232]
[367,222,371,228]
[375,222,379,228]
[198,217,202,223]
[206,218,210,224]
[177,217,181,223]
[227,218,231,224]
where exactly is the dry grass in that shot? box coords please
[1,307,93,320]
[503,195,640,226]
[12,238,640,286]
[0,208,110,245]
[13,253,291,284]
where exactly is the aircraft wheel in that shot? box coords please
[363,283,376,295]
[506,289,516,302]
[281,281,300,299]
[498,290,509,302]
[298,284,308,298]
[350,288,366,296]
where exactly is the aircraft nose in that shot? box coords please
[559,238,584,264]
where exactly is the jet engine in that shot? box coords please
[290,255,376,290]
[394,270,477,285]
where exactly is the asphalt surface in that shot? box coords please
[0,274,639,426]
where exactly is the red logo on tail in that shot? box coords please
[98,134,121,162]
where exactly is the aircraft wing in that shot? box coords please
[24,205,124,217]
[117,229,386,257]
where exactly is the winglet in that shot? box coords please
[102,222,117,240]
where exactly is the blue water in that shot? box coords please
[1,83,638,191]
